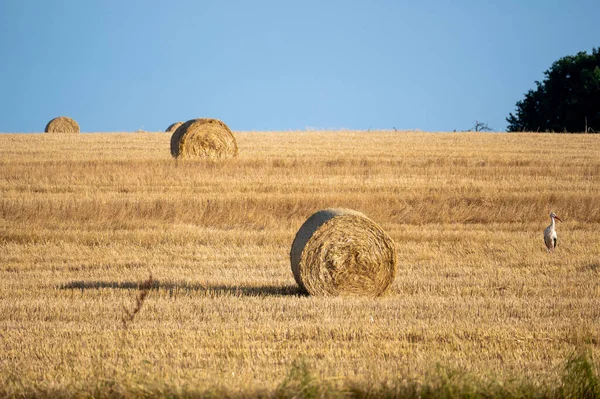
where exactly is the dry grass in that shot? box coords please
[0,130,599,396]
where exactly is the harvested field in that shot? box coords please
[0,130,599,396]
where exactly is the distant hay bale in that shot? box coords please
[290,208,397,296]
[165,122,183,133]
[170,118,238,159]
[45,116,80,133]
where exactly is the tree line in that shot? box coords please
[507,47,600,133]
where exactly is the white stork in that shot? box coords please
[544,212,563,252]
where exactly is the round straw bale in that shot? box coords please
[45,116,80,133]
[290,208,397,296]
[170,118,238,159]
[165,122,183,133]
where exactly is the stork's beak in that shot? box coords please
[555,215,563,222]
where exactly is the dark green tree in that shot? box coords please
[507,48,600,132]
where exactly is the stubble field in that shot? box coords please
[1,130,599,397]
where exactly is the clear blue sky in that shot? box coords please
[0,0,598,132]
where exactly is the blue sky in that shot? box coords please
[0,0,598,132]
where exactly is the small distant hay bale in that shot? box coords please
[290,208,397,296]
[45,116,80,133]
[170,118,238,159]
[165,122,183,133]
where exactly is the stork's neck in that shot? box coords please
[550,216,556,229]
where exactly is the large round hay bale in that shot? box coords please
[165,122,183,133]
[290,208,397,296]
[170,118,238,159]
[45,116,80,133]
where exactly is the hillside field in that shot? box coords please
[1,130,599,397]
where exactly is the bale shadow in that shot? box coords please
[59,280,304,297]
[577,263,600,273]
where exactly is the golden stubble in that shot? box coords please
[0,130,599,394]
